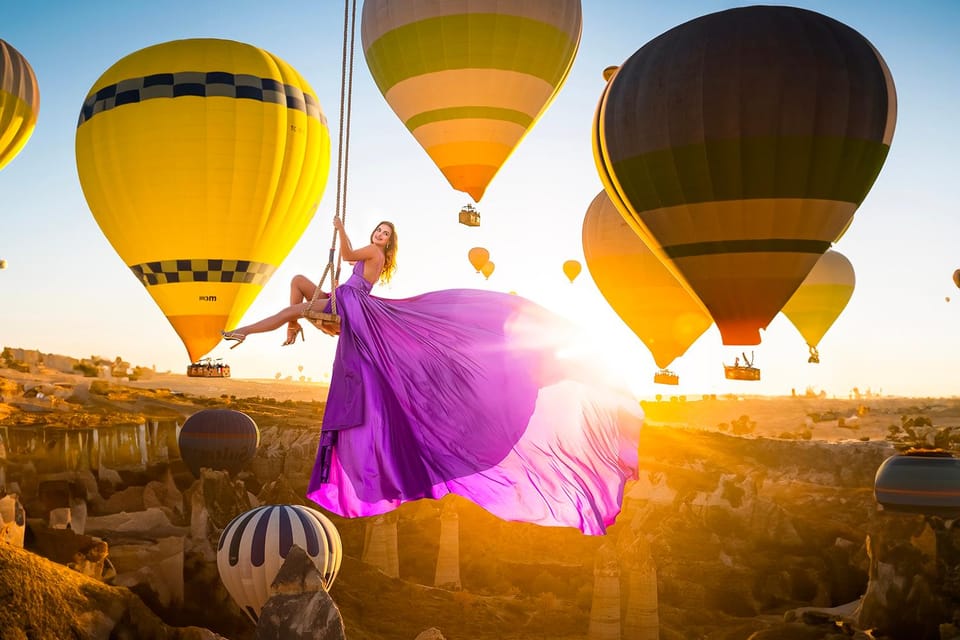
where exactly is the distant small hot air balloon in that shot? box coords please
[0,39,40,172]
[75,38,331,363]
[217,504,342,623]
[602,65,619,82]
[562,259,582,283]
[954,269,960,289]
[361,0,582,204]
[781,250,855,364]
[468,247,490,273]
[0,259,6,270]
[480,261,495,280]
[594,6,896,346]
[177,409,260,478]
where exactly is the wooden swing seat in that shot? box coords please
[303,310,341,336]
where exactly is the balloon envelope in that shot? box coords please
[594,6,896,345]
[468,247,490,273]
[562,259,582,283]
[582,190,712,371]
[178,408,260,478]
[480,261,495,279]
[361,0,582,202]
[781,250,855,351]
[75,38,331,362]
[0,39,40,172]
[217,504,342,623]
[954,269,960,289]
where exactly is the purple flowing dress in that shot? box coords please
[306,260,643,535]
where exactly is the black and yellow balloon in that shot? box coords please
[0,39,40,172]
[75,39,330,362]
[594,6,896,346]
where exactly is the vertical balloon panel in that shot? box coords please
[75,38,330,362]
[0,39,40,172]
[594,6,896,346]
[361,0,582,202]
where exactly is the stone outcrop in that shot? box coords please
[254,545,346,640]
[0,542,225,639]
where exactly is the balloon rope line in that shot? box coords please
[307,0,356,318]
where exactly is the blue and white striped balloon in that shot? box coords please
[216,504,342,623]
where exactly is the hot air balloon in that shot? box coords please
[178,408,260,478]
[0,39,40,172]
[874,450,960,518]
[75,38,331,363]
[0,259,6,270]
[562,259,582,283]
[594,6,896,346]
[361,0,582,205]
[954,269,960,289]
[217,504,342,623]
[468,247,490,273]
[582,190,712,385]
[781,250,855,364]
[480,261,495,280]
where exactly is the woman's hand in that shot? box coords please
[333,215,344,231]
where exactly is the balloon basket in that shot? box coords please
[653,370,679,385]
[458,203,480,227]
[724,365,760,381]
[188,358,231,378]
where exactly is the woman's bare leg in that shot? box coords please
[231,302,313,337]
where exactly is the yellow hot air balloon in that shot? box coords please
[468,247,490,273]
[361,0,582,203]
[480,261,495,280]
[582,190,712,382]
[0,40,40,172]
[954,269,960,290]
[76,38,330,362]
[781,250,854,363]
[562,259,582,283]
[594,6,896,346]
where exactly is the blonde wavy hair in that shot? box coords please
[371,221,397,283]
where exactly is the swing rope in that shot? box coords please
[303,0,357,335]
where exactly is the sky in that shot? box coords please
[1,1,958,400]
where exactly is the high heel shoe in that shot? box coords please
[282,322,305,347]
[221,330,246,349]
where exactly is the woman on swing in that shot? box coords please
[221,215,396,347]
[221,215,643,536]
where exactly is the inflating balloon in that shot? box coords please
[468,247,490,273]
[361,0,582,203]
[781,250,855,364]
[582,190,711,374]
[178,409,260,478]
[480,261,495,280]
[594,6,896,346]
[562,260,582,283]
[0,39,40,172]
[76,38,331,362]
[217,504,342,623]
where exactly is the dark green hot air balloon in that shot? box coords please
[594,6,897,345]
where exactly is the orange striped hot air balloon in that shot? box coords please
[594,6,896,346]
[361,0,582,203]
[0,39,39,172]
